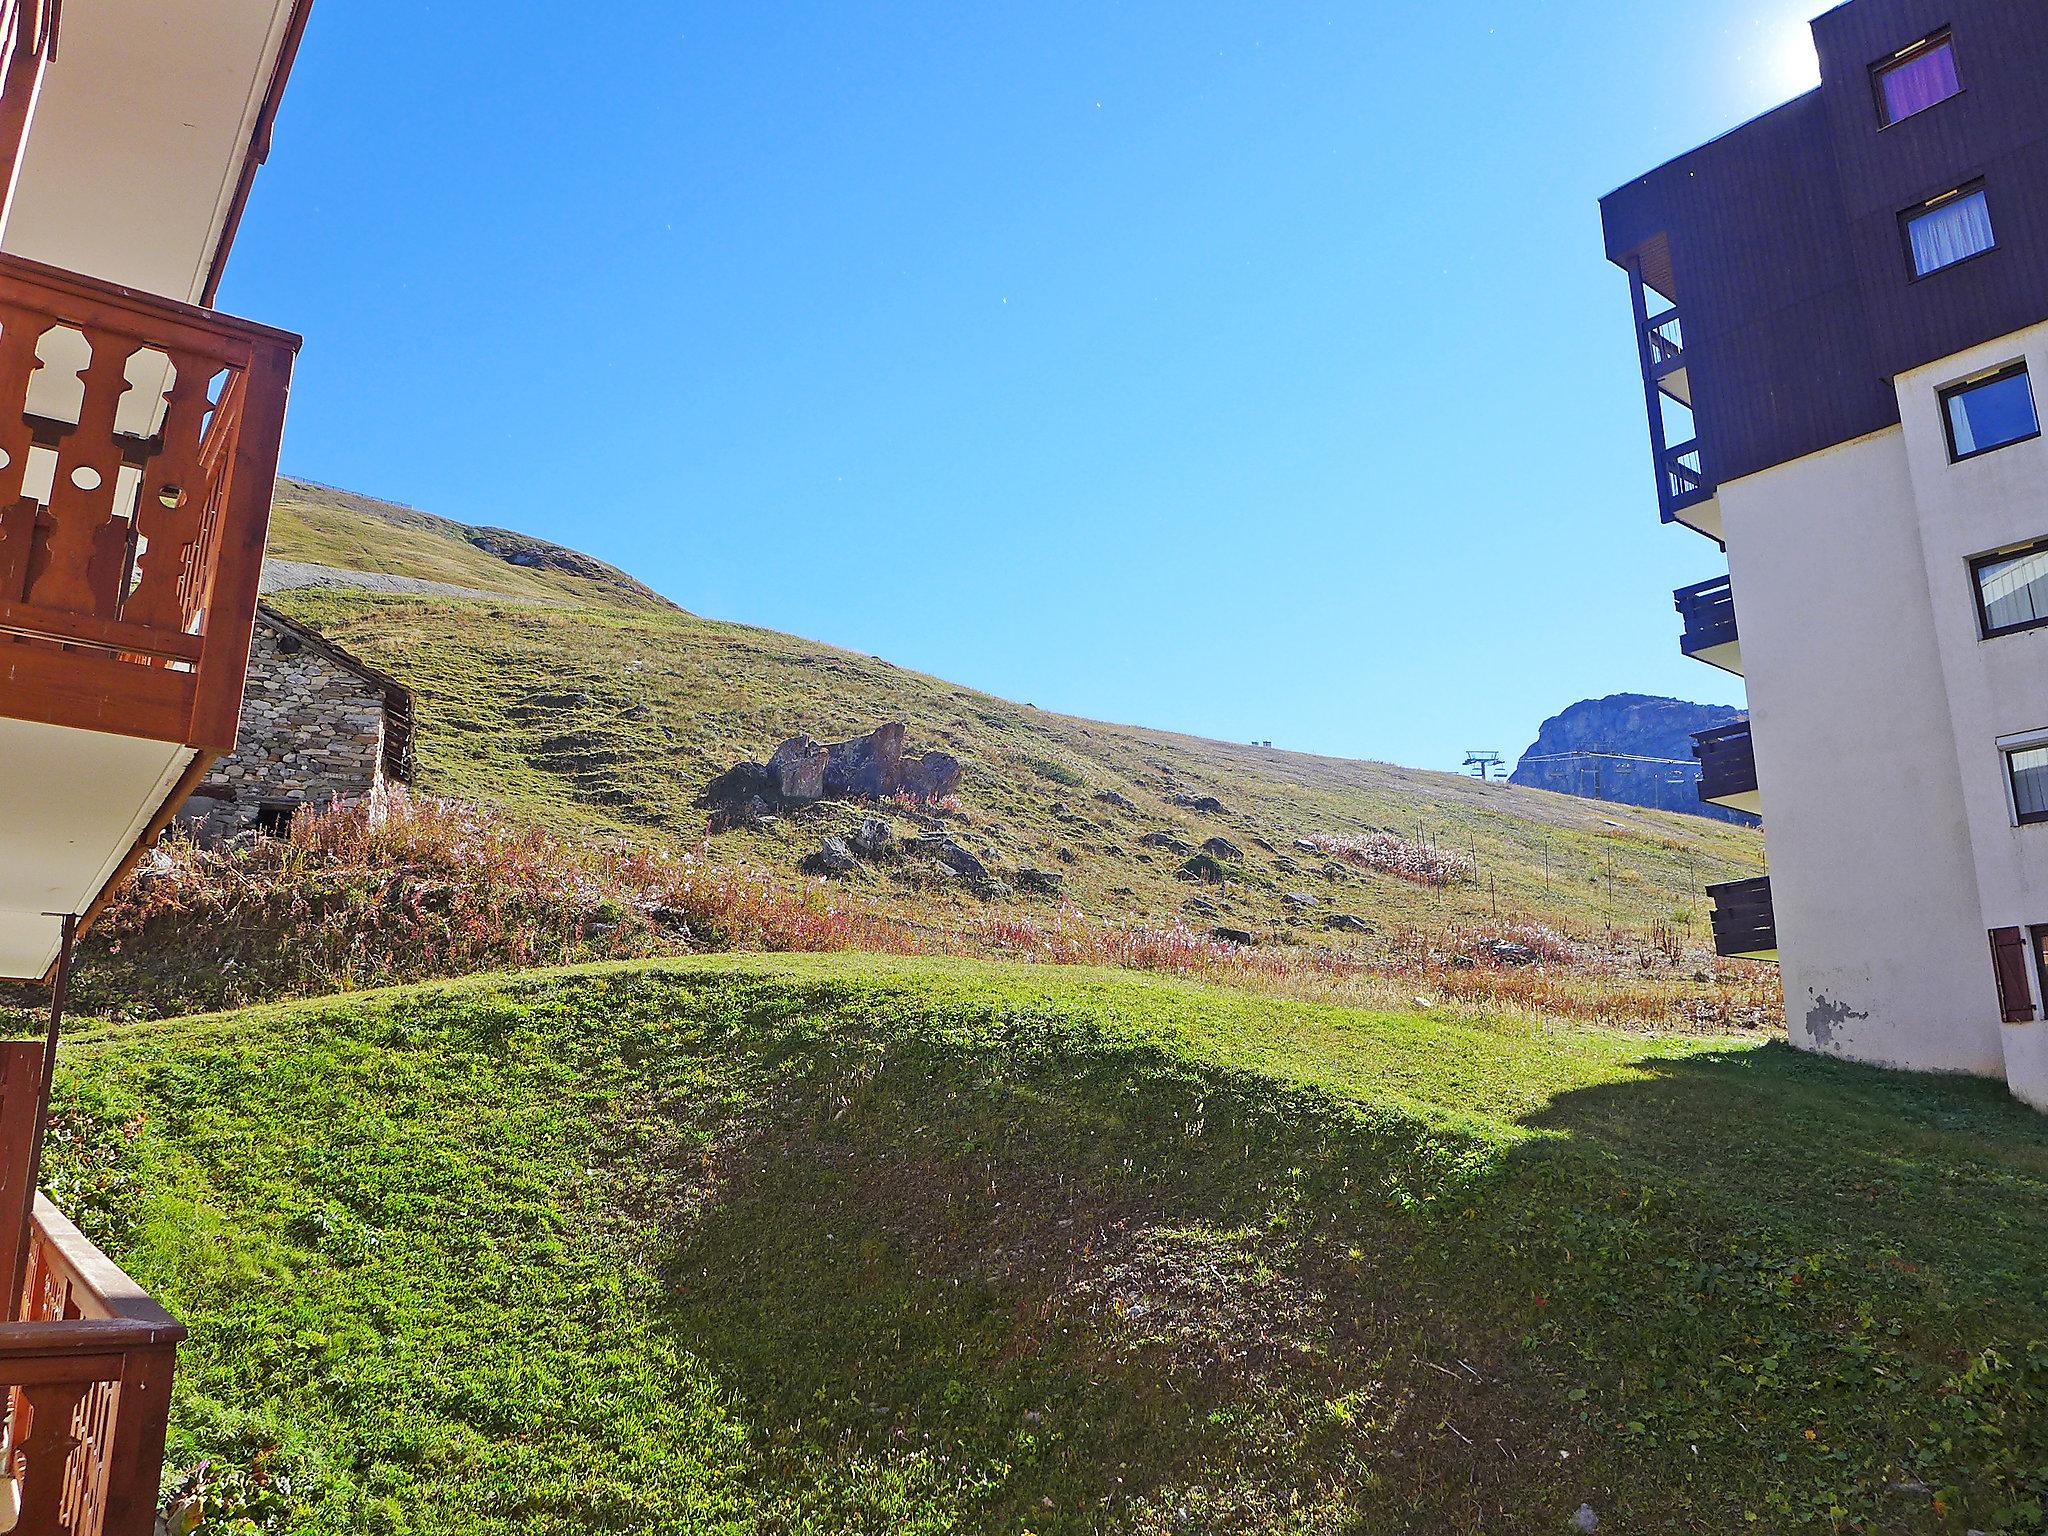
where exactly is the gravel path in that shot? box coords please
[260,558,562,605]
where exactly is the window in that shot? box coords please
[1992,927,2036,1021]
[1873,30,1960,126]
[2007,742,2048,825]
[1972,539,2048,637]
[253,802,296,836]
[1903,184,1994,277]
[1942,363,2040,461]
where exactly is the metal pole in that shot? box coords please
[12,914,76,1318]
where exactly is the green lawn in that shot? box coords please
[42,955,2048,1533]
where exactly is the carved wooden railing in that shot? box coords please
[0,1044,183,1536]
[0,251,298,752]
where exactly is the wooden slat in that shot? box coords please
[0,600,200,661]
[0,640,195,741]
[0,1041,41,1322]
[187,340,292,751]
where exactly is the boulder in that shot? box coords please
[1211,927,1254,946]
[1093,790,1138,812]
[1182,895,1220,916]
[1139,831,1192,854]
[851,818,896,858]
[908,835,987,879]
[1293,838,1320,854]
[1200,836,1244,861]
[1478,939,1540,967]
[1176,852,1227,885]
[1170,793,1228,814]
[824,722,906,799]
[1015,867,1065,895]
[1323,913,1372,934]
[801,836,859,876]
[696,762,775,829]
[1282,891,1318,907]
[902,749,961,802]
[768,735,829,802]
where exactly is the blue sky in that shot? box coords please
[219,1,1825,772]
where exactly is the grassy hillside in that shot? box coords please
[45,957,2048,1533]
[259,482,1767,956]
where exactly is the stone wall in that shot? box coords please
[176,616,391,840]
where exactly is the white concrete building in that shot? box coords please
[1602,0,2048,1106]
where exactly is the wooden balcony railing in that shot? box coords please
[0,1043,183,1536]
[1674,573,1738,658]
[1707,874,1777,961]
[0,251,298,752]
[1693,719,1758,808]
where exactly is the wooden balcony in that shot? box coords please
[1674,574,1742,677]
[0,250,296,749]
[1693,718,1759,815]
[1624,252,1722,543]
[0,1043,182,1536]
[1707,874,1777,963]
[0,251,297,982]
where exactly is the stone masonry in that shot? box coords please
[175,606,413,841]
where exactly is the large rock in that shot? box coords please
[902,750,961,802]
[801,836,859,876]
[695,761,775,829]
[1201,836,1244,861]
[768,735,829,802]
[824,722,906,799]
[851,818,896,858]
[908,835,986,879]
[1139,831,1192,854]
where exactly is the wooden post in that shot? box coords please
[11,914,72,1322]
[0,1042,41,1324]
[99,1342,178,1535]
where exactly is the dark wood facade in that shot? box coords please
[1601,0,2048,493]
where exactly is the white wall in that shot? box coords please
[1895,321,2048,933]
[1719,428,2005,1076]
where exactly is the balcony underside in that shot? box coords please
[1667,488,1723,544]
[1681,633,1744,677]
[0,0,306,304]
[0,716,196,981]
[1701,781,1760,815]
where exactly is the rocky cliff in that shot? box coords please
[1511,694,1756,824]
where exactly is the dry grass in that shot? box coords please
[38,796,1778,1036]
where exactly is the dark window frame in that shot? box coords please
[1970,537,2048,639]
[1940,361,2041,463]
[1870,27,1962,129]
[1900,180,1996,282]
[2006,742,2048,827]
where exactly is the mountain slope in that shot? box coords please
[259,482,1767,948]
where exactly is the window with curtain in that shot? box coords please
[1874,32,1961,125]
[1943,364,2039,461]
[1973,540,2048,636]
[2008,743,2048,825]
[1905,186,1995,277]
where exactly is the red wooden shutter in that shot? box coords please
[1991,927,2036,1022]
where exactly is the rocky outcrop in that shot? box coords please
[699,722,962,827]
[1510,694,1757,825]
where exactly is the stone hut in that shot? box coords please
[176,605,414,840]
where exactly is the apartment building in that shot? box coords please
[1601,0,2048,1106]
[0,1,309,1527]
